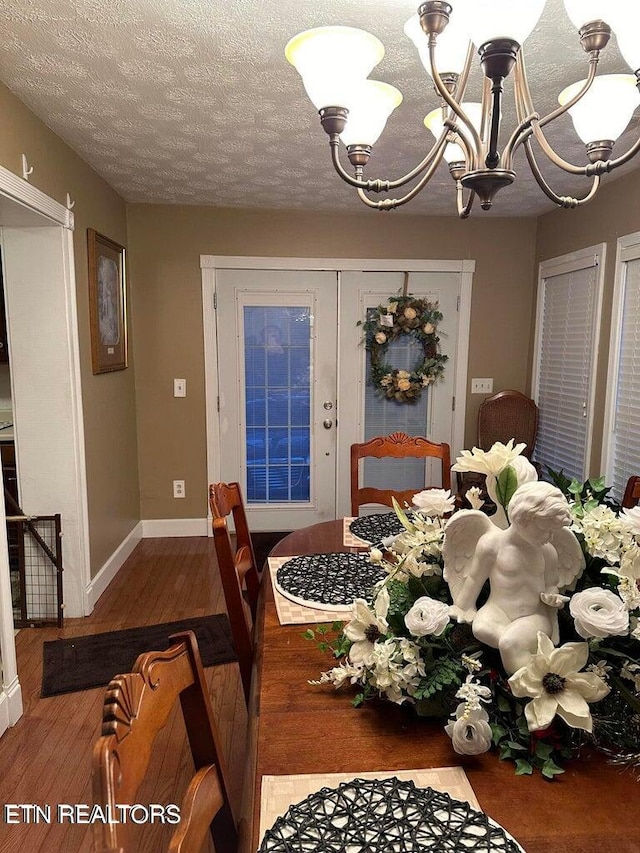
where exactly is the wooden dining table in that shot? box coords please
[248,519,640,853]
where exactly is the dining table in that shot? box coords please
[247,518,640,853]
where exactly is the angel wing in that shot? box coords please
[550,526,586,591]
[442,510,494,603]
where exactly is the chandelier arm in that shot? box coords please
[606,134,640,172]
[456,184,475,219]
[329,129,451,192]
[428,36,482,163]
[480,76,492,149]
[355,135,449,210]
[524,139,601,207]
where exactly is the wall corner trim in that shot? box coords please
[85,521,143,612]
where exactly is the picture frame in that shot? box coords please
[87,228,127,374]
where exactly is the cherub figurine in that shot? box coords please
[443,480,585,674]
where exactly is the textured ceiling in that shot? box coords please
[0,0,637,217]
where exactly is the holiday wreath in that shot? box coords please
[359,294,447,403]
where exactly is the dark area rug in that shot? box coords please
[41,613,236,698]
[252,531,291,569]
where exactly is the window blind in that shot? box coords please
[609,257,640,501]
[534,260,599,481]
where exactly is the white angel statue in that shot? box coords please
[443,480,585,674]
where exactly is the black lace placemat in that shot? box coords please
[259,777,525,853]
[274,553,386,610]
[349,512,407,544]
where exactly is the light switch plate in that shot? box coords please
[174,378,186,397]
[471,378,494,394]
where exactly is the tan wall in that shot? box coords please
[535,169,640,476]
[0,83,139,577]
[127,204,538,519]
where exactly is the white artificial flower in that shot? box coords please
[412,488,456,517]
[374,331,387,344]
[572,504,632,564]
[508,632,610,733]
[445,703,493,756]
[621,505,640,536]
[368,636,425,704]
[455,674,492,711]
[621,661,640,693]
[619,543,640,580]
[569,588,629,639]
[587,660,612,680]
[387,301,398,314]
[616,577,640,611]
[313,661,364,688]
[404,596,450,637]
[631,616,640,641]
[344,589,390,666]
[369,547,384,563]
[465,486,484,511]
[451,439,527,477]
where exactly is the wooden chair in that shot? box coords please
[350,431,451,517]
[92,630,237,853]
[209,482,259,706]
[622,476,640,508]
[457,389,539,507]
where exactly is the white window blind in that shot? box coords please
[608,256,640,500]
[533,254,601,481]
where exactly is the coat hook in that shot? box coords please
[66,193,75,210]
[21,154,34,181]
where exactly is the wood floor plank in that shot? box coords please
[0,536,248,853]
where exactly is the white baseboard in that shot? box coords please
[86,521,144,612]
[0,674,24,736]
[141,518,209,538]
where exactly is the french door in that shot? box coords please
[206,259,471,531]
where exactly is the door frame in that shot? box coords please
[201,256,474,528]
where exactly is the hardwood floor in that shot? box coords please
[0,536,248,853]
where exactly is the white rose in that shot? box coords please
[412,488,456,517]
[569,588,630,639]
[374,331,387,344]
[445,704,492,756]
[404,596,450,637]
[423,322,435,334]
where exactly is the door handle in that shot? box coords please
[323,419,333,429]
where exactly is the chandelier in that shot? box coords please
[285,1,640,216]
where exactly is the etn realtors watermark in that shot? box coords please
[3,803,181,824]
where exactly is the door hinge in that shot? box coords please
[452,396,456,411]
[217,395,220,412]
[456,295,460,312]
[213,292,217,309]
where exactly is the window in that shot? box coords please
[532,245,605,482]
[603,233,640,501]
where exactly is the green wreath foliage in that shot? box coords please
[358,294,448,403]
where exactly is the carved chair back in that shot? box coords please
[209,481,259,705]
[622,476,640,509]
[92,631,237,853]
[350,432,451,517]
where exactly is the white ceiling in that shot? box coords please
[0,0,636,217]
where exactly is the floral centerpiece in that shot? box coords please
[309,441,640,778]
[358,294,448,403]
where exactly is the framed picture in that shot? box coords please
[87,228,127,374]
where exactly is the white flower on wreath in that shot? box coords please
[451,439,527,477]
[508,632,610,733]
[387,301,398,314]
[412,488,455,517]
[569,588,630,638]
[445,703,492,755]
[374,331,387,344]
[404,596,450,637]
[344,588,390,666]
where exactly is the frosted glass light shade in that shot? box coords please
[559,74,640,143]
[613,9,640,72]
[340,81,403,146]
[403,10,472,77]
[285,27,384,110]
[424,102,483,162]
[562,0,615,30]
[465,0,546,47]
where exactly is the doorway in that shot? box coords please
[202,257,473,531]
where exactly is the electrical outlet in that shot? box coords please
[173,479,185,498]
[471,378,494,394]
[174,378,186,397]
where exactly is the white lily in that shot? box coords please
[344,587,390,666]
[508,632,610,733]
[451,439,527,477]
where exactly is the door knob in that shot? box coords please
[323,418,333,429]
